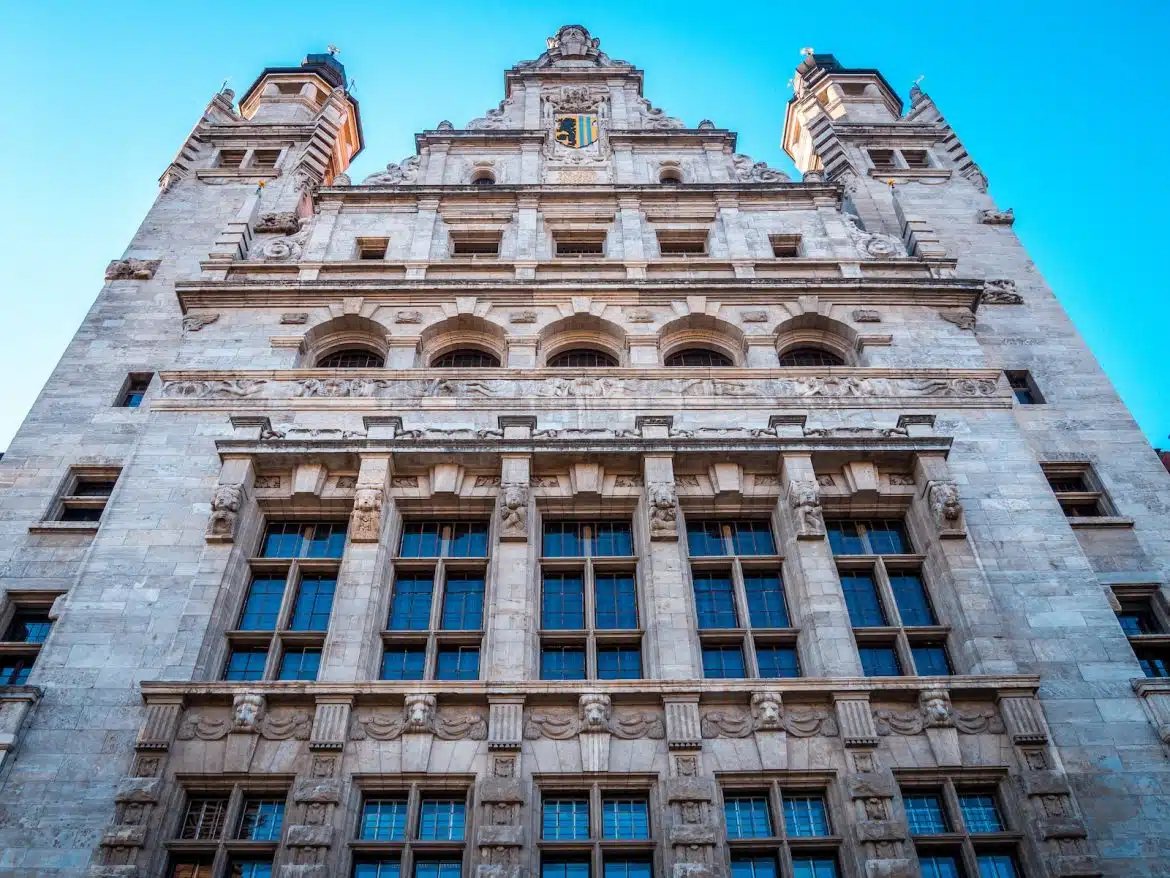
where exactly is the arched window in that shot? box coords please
[317,348,385,368]
[778,346,845,367]
[659,168,683,185]
[471,168,496,185]
[432,349,501,368]
[548,348,618,368]
[665,348,732,367]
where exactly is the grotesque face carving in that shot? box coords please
[231,693,266,732]
[919,690,952,727]
[579,693,612,731]
[404,694,437,732]
[354,486,382,513]
[751,692,784,730]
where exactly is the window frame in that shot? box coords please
[769,234,802,258]
[382,517,491,681]
[1111,585,1170,679]
[41,465,122,528]
[356,237,390,261]
[1004,370,1044,406]
[449,229,502,257]
[655,229,709,258]
[539,518,643,681]
[826,517,953,677]
[165,779,291,877]
[0,590,61,686]
[684,516,799,680]
[1039,462,1115,520]
[116,372,153,408]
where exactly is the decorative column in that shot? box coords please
[485,417,536,681]
[406,196,440,278]
[617,196,647,278]
[638,417,702,679]
[715,194,755,278]
[662,698,719,878]
[513,194,539,280]
[776,449,863,676]
[476,699,525,878]
[299,200,342,281]
[318,450,393,681]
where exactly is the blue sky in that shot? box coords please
[1,0,1167,449]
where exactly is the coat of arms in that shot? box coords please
[554,114,599,148]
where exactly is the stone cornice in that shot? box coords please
[139,675,1041,703]
[175,274,979,311]
[318,182,840,202]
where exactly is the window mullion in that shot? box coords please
[770,782,786,841]
[732,557,759,677]
[275,561,301,632]
[872,558,902,628]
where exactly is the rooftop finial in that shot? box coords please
[327,44,340,57]
[800,47,815,57]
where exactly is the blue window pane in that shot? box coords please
[543,799,589,840]
[0,660,32,685]
[593,521,633,556]
[725,797,771,838]
[867,520,910,554]
[745,573,789,627]
[389,574,434,630]
[290,575,335,631]
[448,521,488,558]
[225,648,267,681]
[784,796,829,837]
[418,799,465,841]
[306,521,347,558]
[229,862,272,878]
[380,649,425,681]
[435,647,479,681]
[904,794,948,834]
[414,862,462,878]
[543,574,585,629]
[597,647,641,680]
[1138,649,1170,678]
[826,521,864,555]
[920,856,963,878]
[859,647,902,676]
[239,577,285,630]
[354,860,401,878]
[542,860,590,878]
[260,522,304,557]
[595,573,638,629]
[400,521,442,557]
[731,521,776,555]
[360,800,407,840]
[260,521,346,558]
[238,800,284,841]
[278,648,320,681]
[703,646,745,678]
[543,521,586,557]
[693,571,737,629]
[912,646,953,676]
[890,572,936,625]
[687,520,727,556]
[757,646,801,678]
[976,855,1019,878]
[603,799,649,839]
[604,861,651,878]
[959,794,1004,832]
[791,858,838,878]
[6,614,51,644]
[840,572,886,627]
[441,574,484,630]
[731,857,777,878]
[541,647,586,680]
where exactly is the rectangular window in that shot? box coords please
[597,646,641,680]
[958,794,1004,833]
[181,797,229,840]
[260,520,347,558]
[1005,370,1043,405]
[277,647,320,681]
[450,230,501,256]
[543,859,590,878]
[440,574,485,630]
[725,796,772,838]
[250,149,281,169]
[239,577,286,630]
[602,799,649,839]
[0,657,32,685]
[117,373,152,408]
[237,799,285,841]
[169,859,215,878]
[900,149,931,169]
[289,574,336,631]
[756,646,800,678]
[1041,463,1112,518]
[744,573,789,628]
[554,233,606,257]
[543,573,586,630]
[693,572,738,629]
[656,229,709,256]
[769,234,802,258]
[389,574,435,631]
[724,783,839,877]
[782,796,829,837]
[911,644,953,676]
[702,645,746,679]
[225,648,268,681]
[418,799,465,841]
[595,573,638,629]
[50,466,121,524]
[360,800,409,840]
[357,237,389,260]
[217,149,246,169]
[827,519,910,555]
[603,861,651,878]
[791,858,839,878]
[868,148,896,169]
[381,648,426,681]
[904,793,949,834]
[228,859,272,878]
[354,789,468,878]
[435,646,479,680]
[840,572,886,627]
[353,861,401,878]
[401,520,489,558]
[889,572,936,626]
[731,857,778,878]
[919,856,963,878]
[976,854,1019,877]
[859,646,902,676]
[543,799,590,840]
[541,646,587,680]
[4,612,52,645]
[413,862,461,878]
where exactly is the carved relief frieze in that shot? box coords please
[699,704,838,738]
[522,704,665,740]
[105,258,161,281]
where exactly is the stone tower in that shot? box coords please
[0,26,1168,878]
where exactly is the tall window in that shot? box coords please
[539,782,654,878]
[548,349,618,368]
[826,519,951,677]
[223,520,347,682]
[721,780,840,878]
[540,520,641,680]
[1111,586,1170,678]
[899,780,1023,878]
[686,519,798,680]
[382,519,489,681]
[167,785,288,878]
[0,594,60,685]
[353,784,469,878]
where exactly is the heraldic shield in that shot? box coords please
[554,114,599,148]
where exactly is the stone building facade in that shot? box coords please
[1,25,1169,878]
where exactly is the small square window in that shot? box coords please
[541,646,586,680]
[790,856,839,878]
[357,237,389,260]
[602,798,649,839]
[5,612,51,644]
[597,646,641,680]
[450,230,501,257]
[0,657,33,685]
[543,798,590,840]
[435,646,479,680]
[217,149,247,169]
[702,645,746,678]
[859,646,902,676]
[901,149,931,169]
[1041,463,1111,517]
[911,644,953,675]
[782,795,829,837]
[757,645,801,678]
[237,799,285,841]
[731,857,779,878]
[250,149,281,169]
[225,648,268,681]
[958,793,1004,832]
[724,796,772,838]
[868,149,896,170]
[278,647,321,681]
[974,854,1019,877]
[181,797,229,840]
[904,792,949,834]
[361,799,408,840]
[770,234,801,257]
[227,859,272,878]
[380,648,426,681]
[118,374,152,408]
[417,799,465,841]
[1117,600,1162,635]
[918,856,964,878]
[1005,370,1043,405]
[1136,646,1170,678]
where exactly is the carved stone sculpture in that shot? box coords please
[852,309,881,323]
[920,690,954,728]
[579,694,612,732]
[928,480,964,534]
[205,483,243,541]
[788,479,825,538]
[182,313,219,333]
[939,309,976,332]
[981,278,1024,305]
[731,153,792,182]
[105,258,161,281]
[751,692,784,730]
[254,211,301,235]
[978,207,1015,225]
[231,694,266,733]
[647,481,678,540]
[404,694,436,733]
[350,486,383,542]
[362,155,422,185]
[498,482,529,540]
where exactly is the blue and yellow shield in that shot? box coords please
[554,114,599,148]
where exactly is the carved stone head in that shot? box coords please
[579,693,612,732]
[353,486,383,514]
[211,484,242,514]
[751,691,784,730]
[404,694,437,733]
[231,693,266,732]
[931,482,962,521]
[919,689,953,727]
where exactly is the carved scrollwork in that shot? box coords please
[523,706,664,740]
[294,378,390,398]
[362,155,421,185]
[873,694,1004,736]
[731,153,792,183]
[700,705,837,738]
[177,707,311,741]
[164,379,268,399]
[182,313,219,333]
